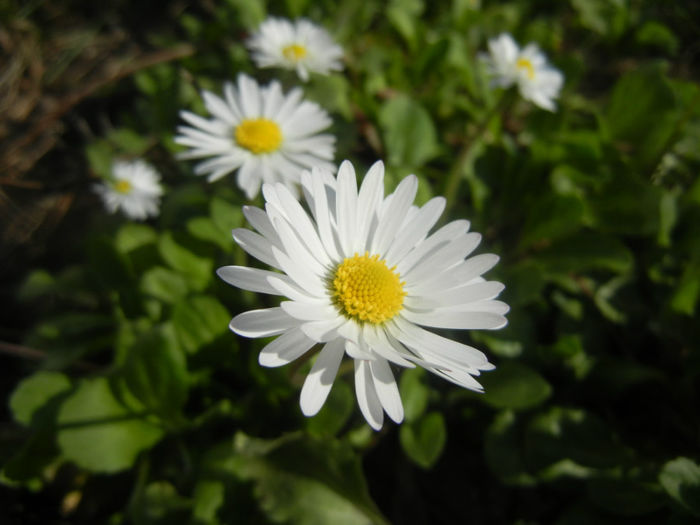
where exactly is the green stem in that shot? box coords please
[442,90,514,217]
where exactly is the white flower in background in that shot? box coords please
[217,160,508,430]
[175,74,336,199]
[483,33,564,111]
[247,17,344,81]
[94,159,163,220]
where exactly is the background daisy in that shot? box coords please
[218,160,508,430]
[483,32,564,111]
[93,159,163,220]
[247,17,344,81]
[175,73,336,199]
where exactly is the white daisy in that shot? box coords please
[217,160,508,430]
[94,159,163,220]
[174,74,336,199]
[482,33,564,111]
[247,17,344,82]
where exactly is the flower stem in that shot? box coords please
[442,90,514,217]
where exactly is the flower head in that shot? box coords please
[247,17,344,81]
[174,74,336,199]
[482,33,564,111]
[218,160,508,430]
[94,159,163,220]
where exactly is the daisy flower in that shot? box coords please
[174,74,336,199]
[217,160,508,430]
[94,159,163,220]
[482,33,564,111]
[247,17,344,82]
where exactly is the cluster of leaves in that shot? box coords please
[2,0,700,523]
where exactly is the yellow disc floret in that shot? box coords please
[282,44,308,62]
[331,252,406,325]
[234,118,283,154]
[114,180,132,194]
[516,57,535,79]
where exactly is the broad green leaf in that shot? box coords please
[525,407,627,471]
[670,261,700,316]
[480,361,551,410]
[115,223,157,254]
[535,231,633,275]
[210,198,243,238]
[484,410,536,486]
[201,432,389,525]
[107,128,151,155]
[518,194,584,250]
[187,217,231,251]
[399,411,446,469]
[10,371,71,426]
[571,0,627,37]
[57,377,164,473]
[587,477,666,516]
[192,479,225,524]
[172,295,231,354]
[398,367,429,423]
[129,481,190,524]
[158,233,213,291]
[17,269,55,302]
[121,324,189,417]
[659,457,700,516]
[379,94,439,169]
[387,0,424,48]
[140,266,189,303]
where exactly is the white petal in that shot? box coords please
[259,328,316,367]
[401,309,507,330]
[281,301,339,322]
[310,167,341,261]
[354,359,384,430]
[216,266,282,294]
[232,228,280,269]
[370,358,404,423]
[271,247,326,298]
[354,161,384,253]
[300,338,345,415]
[396,219,469,276]
[230,307,298,338]
[267,275,323,302]
[271,217,326,277]
[362,324,415,368]
[384,196,445,267]
[336,160,358,256]
[300,317,345,342]
[371,175,418,257]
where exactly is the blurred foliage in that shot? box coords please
[1,0,700,523]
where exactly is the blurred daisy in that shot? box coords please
[218,160,508,430]
[482,33,563,111]
[175,74,336,199]
[94,159,163,220]
[247,17,344,81]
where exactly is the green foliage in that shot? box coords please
[2,0,700,523]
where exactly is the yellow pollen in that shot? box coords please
[234,118,283,154]
[114,180,132,194]
[516,57,535,79]
[331,252,406,325]
[282,43,308,62]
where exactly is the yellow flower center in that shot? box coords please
[234,118,283,154]
[331,252,406,325]
[282,43,308,62]
[516,57,535,79]
[114,180,132,194]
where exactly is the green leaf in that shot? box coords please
[172,295,231,354]
[210,198,243,238]
[670,261,700,316]
[484,410,536,486]
[518,194,584,250]
[659,457,700,516]
[192,479,225,523]
[399,411,446,469]
[115,223,157,254]
[571,0,627,37]
[187,217,231,251]
[158,232,213,291]
[480,361,551,410]
[587,477,666,516]
[536,231,634,275]
[129,481,190,524]
[121,324,189,418]
[398,367,429,423]
[378,94,439,169]
[57,377,164,473]
[10,371,72,426]
[387,0,424,48]
[140,266,189,303]
[202,432,389,525]
[525,407,627,471]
